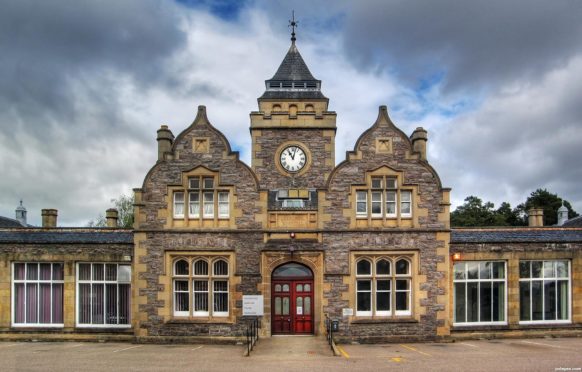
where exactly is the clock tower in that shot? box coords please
[250,30,337,195]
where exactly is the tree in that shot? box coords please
[515,189,579,226]
[451,196,498,227]
[87,194,134,228]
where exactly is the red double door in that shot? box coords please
[272,279,314,334]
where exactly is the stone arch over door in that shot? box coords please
[260,252,324,336]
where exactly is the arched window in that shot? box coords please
[289,105,298,116]
[272,104,282,112]
[355,256,412,317]
[174,259,189,276]
[305,104,314,112]
[172,257,229,317]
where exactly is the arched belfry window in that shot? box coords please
[273,262,313,278]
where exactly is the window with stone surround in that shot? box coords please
[355,176,412,219]
[519,260,570,324]
[355,256,412,317]
[453,261,506,325]
[172,175,230,220]
[76,263,131,327]
[173,257,229,318]
[12,262,64,327]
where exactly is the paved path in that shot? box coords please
[249,335,334,359]
[1,337,582,371]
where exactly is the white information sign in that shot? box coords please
[297,307,303,315]
[342,308,354,317]
[242,295,264,316]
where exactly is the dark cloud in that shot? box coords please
[342,0,582,93]
[0,0,187,225]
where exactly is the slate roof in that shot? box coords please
[0,216,26,228]
[563,216,582,228]
[0,229,133,244]
[451,228,582,243]
[269,43,317,82]
[260,42,326,100]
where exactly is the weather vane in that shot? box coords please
[289,10,298,42]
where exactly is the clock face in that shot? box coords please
[280,145,307,172]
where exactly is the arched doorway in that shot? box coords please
[271,262,314,334]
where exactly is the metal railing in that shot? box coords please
[245,318,260,357]
[325,315,334,352]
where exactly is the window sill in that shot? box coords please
[453,323,509,331]
[351,317,417,324]
[168,317,234,325]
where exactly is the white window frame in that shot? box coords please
[188,192,200,218]
[203,192,215,218]
[394,259,412,316]
[172,257,230,318]
[356,191,367,217]
[519,260,571,325]
[400,190,412,218]
[355,176,413,219]
[453,261,507,326]
[76,263,131,328]
[371,191,383,217]
[11,262,64,328]
[355,257,412,318]
[173,259,190,317]
[218,192,230,218]
[385,191,397,218]
[173,192,185,218]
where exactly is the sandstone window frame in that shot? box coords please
[353,173,415,222]
[519,260,571,324]
[453,261,507,326]
[353,255,413,318]
[76,262,132,328]
[12,262,64,328]
[171,256,231,319]
[169,170,233,225]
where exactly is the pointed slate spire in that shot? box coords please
[260,13,326,100]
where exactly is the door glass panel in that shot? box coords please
[273,263,313,278]
[275,297,282,315]
[296,284,303,292]
[304,297,311,315]
[297,297,303,315]
[282,297,290,315]
[282,284,290,292]
[275,284,281,292]
[304,284,311,292]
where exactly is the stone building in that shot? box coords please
[0,35,581,343]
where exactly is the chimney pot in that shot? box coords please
[528,208,544,227]
[106,208,119,228]
[157,125,174,161]
[41,209,58,228]
[411,127,428,161]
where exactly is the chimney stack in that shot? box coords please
[106,208,119,228]
[411,127,428,161]
[15,200,27,226]
[528,208,544,227]
[157,125,174,161]
[41,209,58,228]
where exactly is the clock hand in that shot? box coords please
[287,149,294,160]
[292,147,297,160]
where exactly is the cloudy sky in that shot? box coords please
[1,0,581,226]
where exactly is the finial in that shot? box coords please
[289,10,298,43]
